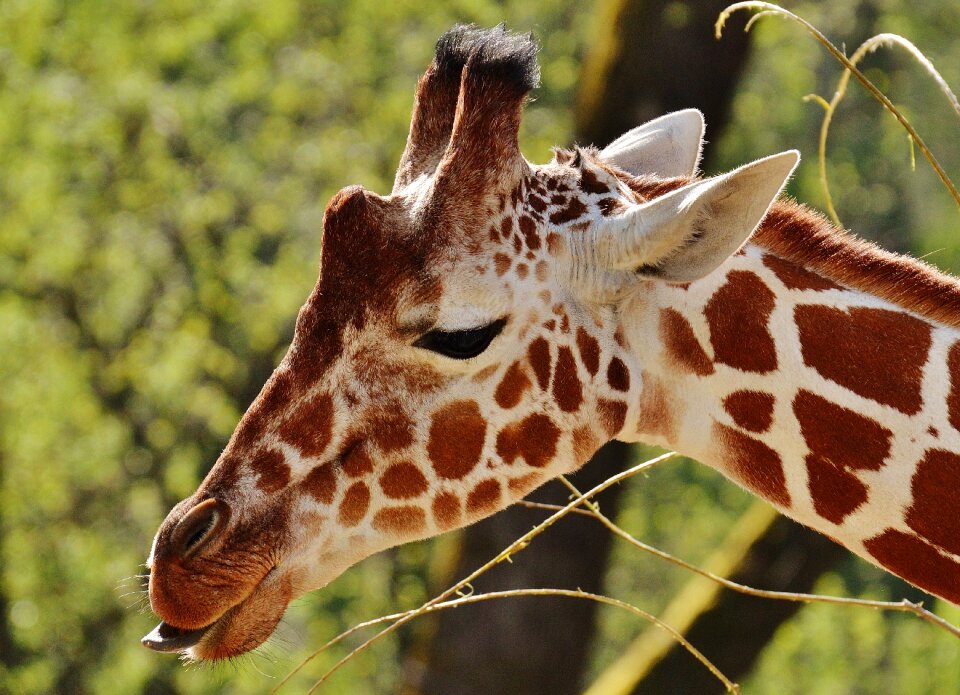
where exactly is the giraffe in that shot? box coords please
[142,25,960,660]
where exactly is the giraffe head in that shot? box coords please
[142,25,798,660]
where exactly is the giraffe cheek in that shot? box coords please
[427,400,487,479]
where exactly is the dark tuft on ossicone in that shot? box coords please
[434,24,541,94]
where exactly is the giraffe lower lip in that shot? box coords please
[141,621,212,653]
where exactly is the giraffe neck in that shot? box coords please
[616,216,960,602]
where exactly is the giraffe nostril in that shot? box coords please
[172,498,229,560]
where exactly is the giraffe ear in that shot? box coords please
[599,109,705,178]
[573,150,799,293]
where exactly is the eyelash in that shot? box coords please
[413,318,508,359]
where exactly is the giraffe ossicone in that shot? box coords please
[142,24,960,661]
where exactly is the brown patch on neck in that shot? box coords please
[722,391,774,433]
[713,422,791,508]
[793,391,893,471]
[792,389,893,525]
[606,356,631,392]
[864,529,960,604]
[572,425,602,464]
[905,449,960,556]
[705,270,778,374]
[948,342,960,434]
[795,305,932,415]
[597,398,628,437]
[576,327,601,376]
[659,309,714,376]
[634,371,676,442]
[338,482,370,527]
[553,346,583,412]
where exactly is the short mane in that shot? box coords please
[624,173,960,330]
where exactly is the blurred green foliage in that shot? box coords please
[1,0,959,693]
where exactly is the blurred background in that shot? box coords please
[2,1,960,693]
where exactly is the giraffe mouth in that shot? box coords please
[141,621,211,652]
[142,566,289,659]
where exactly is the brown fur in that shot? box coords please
[795,305,931,415]
[623,171,960,331]
[722,390,774,434]
[705,270,778,374]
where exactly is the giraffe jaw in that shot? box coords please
[142,566,292,661]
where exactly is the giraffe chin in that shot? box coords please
[143,568,293,661]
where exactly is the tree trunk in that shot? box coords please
[407,3,754,694]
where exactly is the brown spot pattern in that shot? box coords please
[528,337,551,390]
[606,357,630,392]
[380,462,429,499]
[427,400,487,480]
[553,346,583,412]
[598,398,628,437]
[301,463,337,504]
[634,372,675,441]
[496,413,560,468]
[723,391,774,433]
[580,167,611,195]
[572,425,601,464]
[792,389,893,524]
[576,327,601,376]
[795,306,932,415]
[432,492,461,530]
[495,361,532,409]
[467,479,502,515]
[805,455,868,525]
[373,506,426,535]
[714,422,791,508]
[762,253,843,291]
[251,448,291,493]
[549,198,586,225]
[338,482,370,527]
[659,309,714,376]
[865,529,960,604]
[519,215,541,250]
[948,341,960,433]
[705,271,778,373]
[494,253,511,276]
[278,392,334,458]
[906,449,960,556]
[342,446,374,477]
[370,412,414,453]
[508,473,541,495]
[793,390,893,472]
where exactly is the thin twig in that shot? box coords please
[717,2,960,213]
[551,477,960,640]
[804,32,960,226]
[275,451,679,693]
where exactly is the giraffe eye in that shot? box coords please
[414,318,507,359]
